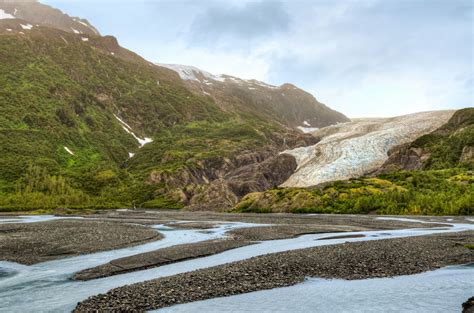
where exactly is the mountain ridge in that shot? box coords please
[157,63,350,129]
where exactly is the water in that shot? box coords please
[0,216,472,312]
[0,215,81,224]
[157,264,474,313]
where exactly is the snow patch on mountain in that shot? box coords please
[73,18,97,34]
[20,23,33,30]
[157,63,224,82]
[297,126,319,133]
[282,110,455,187]
[0,9,14,19]
[114,114,153,148]
[156,63,279,89]
[64,146,74,155]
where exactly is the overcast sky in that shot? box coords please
[44,0,473,118]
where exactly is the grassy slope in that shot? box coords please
[0,29,280,211]
[235,170,473,215]
[234,109,474,215]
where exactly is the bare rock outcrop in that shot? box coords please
[460,146,474,164]
[374,143,428,174]
[148,132,317,211]
[463,297,474,313]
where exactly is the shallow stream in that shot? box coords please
[0,216,472,312]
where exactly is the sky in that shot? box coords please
[43,0,473,118]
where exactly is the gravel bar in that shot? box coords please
[73,239,253,281]
[0,220,162,265]
[75,231,474,312]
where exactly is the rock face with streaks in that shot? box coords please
[281,110,455,187]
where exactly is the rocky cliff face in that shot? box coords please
[376,143,427,172]
[149,133,318,211]
[156,64,350,130]
[281,111,455,187]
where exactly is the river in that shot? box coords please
[0,216,472,312]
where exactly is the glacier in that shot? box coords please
[282,110,455,187]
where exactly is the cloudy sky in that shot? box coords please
[44,0,473,118]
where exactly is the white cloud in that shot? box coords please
[44,0,473,118]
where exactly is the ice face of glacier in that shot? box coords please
[281,110,455,187]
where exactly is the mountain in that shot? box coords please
[157,64,349,129]
[0,0,98,35]
[234,109,473,215]
[0,2,346,211]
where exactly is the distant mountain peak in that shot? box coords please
[156,63,281,89]
[0,0,99,35]
[156,63,349,129]
[156,63,225,82]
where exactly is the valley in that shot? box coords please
[0,1,472,312]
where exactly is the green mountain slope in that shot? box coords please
[0,18,331,211]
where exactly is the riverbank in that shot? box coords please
[75,231,474,312]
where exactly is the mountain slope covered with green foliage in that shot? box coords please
[0,20,330,211]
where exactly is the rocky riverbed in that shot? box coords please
[75,231,474,312]
[73,239,254,281]
[78,210,455,229]
[0,219,162,265]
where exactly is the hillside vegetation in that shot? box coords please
[411,108,474,169]
[0,26,295,211]
[234,169,473,215]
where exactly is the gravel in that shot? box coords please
[73,239,253,281]
[82,211,454,230]
[75,231,474,312]
[0,219,162,265]
[227,224,364,241]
